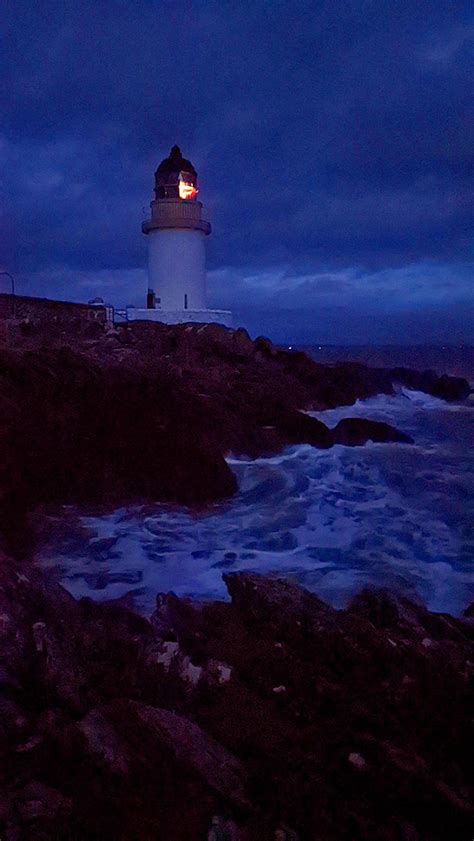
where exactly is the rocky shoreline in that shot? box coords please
[1,559,472,840]
[0,321,469,556]
[0,321,472,839]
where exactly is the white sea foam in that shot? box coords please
[36,391,474,616]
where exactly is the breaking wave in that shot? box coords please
[37,389,474,616]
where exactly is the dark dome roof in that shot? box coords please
[155,144,197,176]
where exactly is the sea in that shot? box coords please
[37,346,474,617]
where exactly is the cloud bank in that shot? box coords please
[2,0,473,342]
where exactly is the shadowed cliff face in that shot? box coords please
[0,347,237,557]
[0,321,469,556]
[0,560,472,840]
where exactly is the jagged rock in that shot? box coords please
[129,702,250,807]
[463,602,474,619]
[0,562,472,840]
[77,708,130,775]
[333,417,413,445]
[276,409,334,448]
[15,781,72,822]
[391,368,470,401]
[254,335,278,358]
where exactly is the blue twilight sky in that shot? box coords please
[2,0,473,343]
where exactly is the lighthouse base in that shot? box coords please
[126,308,233,328]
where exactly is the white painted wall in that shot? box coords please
[126,308,233,327]
[148,228,207,310]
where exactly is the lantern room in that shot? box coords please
[154,144,199,201]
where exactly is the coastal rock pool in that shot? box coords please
[37,389,474,616]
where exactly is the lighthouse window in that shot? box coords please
[184,294,188,310]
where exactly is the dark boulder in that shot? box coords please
[333,418,413,446]
[390,368,470,401]
[274,409,334,448]
[462,602,474,619]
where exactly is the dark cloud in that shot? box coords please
[2,0,473,341]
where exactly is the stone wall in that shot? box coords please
[0,294,108,345]
[0,294,233,344]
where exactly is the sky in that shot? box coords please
[2,0,473,343]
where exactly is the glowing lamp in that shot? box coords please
[178,178,199,200]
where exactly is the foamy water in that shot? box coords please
[37,389,474,616]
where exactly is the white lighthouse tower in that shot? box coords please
[128,145,231,327]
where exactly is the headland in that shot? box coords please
[0,300,472,840]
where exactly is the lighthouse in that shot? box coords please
[128,145,232,327]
